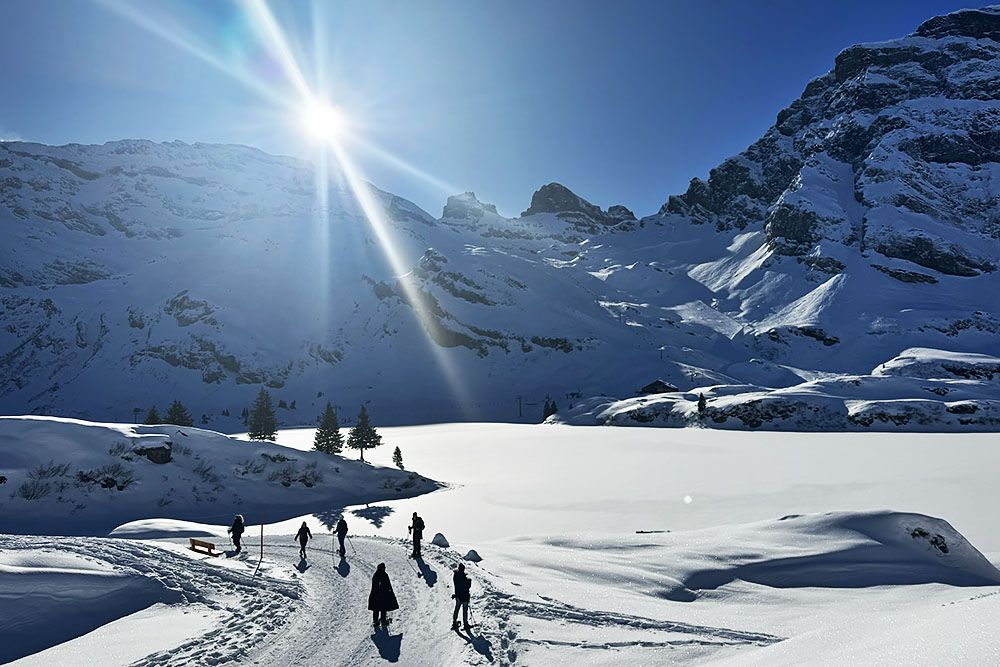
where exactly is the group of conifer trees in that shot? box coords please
[313,401,401,467]
[140,390,403,467]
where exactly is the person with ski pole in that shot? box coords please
[368,562,399,629]
[451,563,472,632]
[228,514,245,553]
[295,521,312,559]
[336,517,348,558]
[408,512,425,558]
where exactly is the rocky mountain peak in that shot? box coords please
[521,183,636,231]
[441,191,498,221]
[914,6,1000,40]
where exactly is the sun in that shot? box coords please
[301,101,348,143]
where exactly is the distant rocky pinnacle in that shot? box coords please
[522,182,637,231]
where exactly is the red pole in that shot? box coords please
[253,513,264,577]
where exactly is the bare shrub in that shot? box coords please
[299,462,322,487]
[267,465,295,487]
[192,458,220,484]
[16,478,51,500]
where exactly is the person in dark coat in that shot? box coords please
[368,562,399,628]
[408,512,425,558]
[295,521,312,559]
[228,514,245,553]
[452,563,472,631]
[336,518,348,557]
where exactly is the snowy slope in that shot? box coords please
[1,6,998,430]
[0,416,440,535]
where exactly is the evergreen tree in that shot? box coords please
[248,388,278,441]
[201,414,209,425]
[392,446,404,470]
[347,405,382,462]
[313,402,344,454]
[165,400,194,427]
[144,406,161,425]
[241,407,249,427]
[278,399,288,409]
[697,392,707,414]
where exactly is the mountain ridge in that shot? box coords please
[1,5,998,430]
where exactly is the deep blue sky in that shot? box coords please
[0,1,977,217]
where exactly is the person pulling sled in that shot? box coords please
[368,562,399,629]
[408,512,425,558]
[452,563,473,632]
[295,521,312,559]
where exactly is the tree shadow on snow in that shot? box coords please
[296,558,310,573]
[414,557,437,587]
[455,628,493,662]
[371,630,402,662]
[337,557,351,578]
[313,509,344,531]
[352,505,394,528]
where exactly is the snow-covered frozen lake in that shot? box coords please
[268,424,1000,553]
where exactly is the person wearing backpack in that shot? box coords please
[408,512,425,558]
[451,563,472,632]
[336,517,349,558]
[228,514,245,553]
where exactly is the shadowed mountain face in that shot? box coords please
[1,7,998,428]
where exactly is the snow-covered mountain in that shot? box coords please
[1,6,998,429]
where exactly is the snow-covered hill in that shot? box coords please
[0,416,439,535]
[1,6,998,429]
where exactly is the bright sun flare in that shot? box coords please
[301,101,348,142]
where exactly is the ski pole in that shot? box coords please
[348,536,359,555]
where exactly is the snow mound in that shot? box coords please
[109,518,226,539]
[0,550,180,663]
[489,511,1000,605]
[431,532,450,547]
[463,549,482,562]
[0,416,442,536]
[874,348,1000,381]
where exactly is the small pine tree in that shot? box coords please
[241,407,249,427]
[347,405,382,462]
[289,400,296,410]
[313,402,344,454]
[222,408,230,417]
[201,414,209,425]
[165,400,194,427]
[697,392,707,414]
[144,406,161,425]
[248,388,278,441]
[278,399,288,409]
[392,446,404,470]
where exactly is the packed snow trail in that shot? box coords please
[246,536,500,666]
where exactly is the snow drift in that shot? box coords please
[488,510,1000,606]
[0,416,442,535]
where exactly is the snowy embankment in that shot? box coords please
[0,416,442,536]
[559,349,1000,431]
[0,533,300,665]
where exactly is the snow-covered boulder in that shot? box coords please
[463,549,482,562]
[431,533,450,548]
